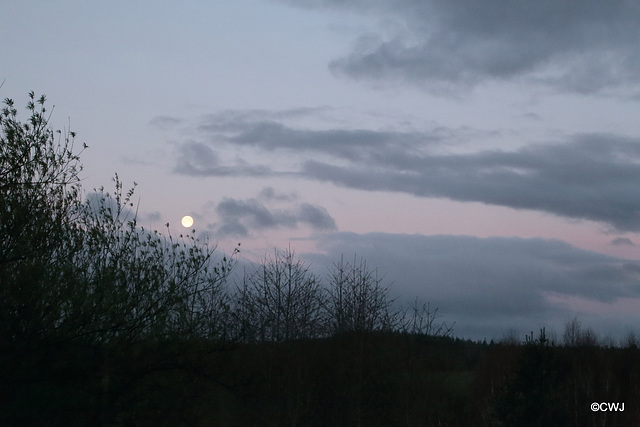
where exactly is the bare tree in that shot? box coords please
[563,317,582,347]
[325,255,402,335]
[402,298,455,337]
[233,248,325,342]
[621,330,639,348]
[499,328,522,346]
[563,317,598,347]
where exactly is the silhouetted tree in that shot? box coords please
[325,255,402,335]
[233,247,325,342]
[1,92,85,344]
[496,345,570,427]
[621,331,639,349]
[402,297,455,337]
[563,317,599,347]
[0,93,236,426]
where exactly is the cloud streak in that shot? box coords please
[302,134,640,231]
[174,140,272,177]
[194,109,442,163]
[171,109,640,232]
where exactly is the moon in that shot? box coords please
[181,215,194,228]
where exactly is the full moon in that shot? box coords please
[181,215,194,228]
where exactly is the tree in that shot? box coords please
[1,93,235,348]
[1,92,85,346]
[563,317,598,347]
[233,247,324,342]
[402,297,455,337]
[325,255,402,335]
[0,93,237,425]
[68,178,237,344]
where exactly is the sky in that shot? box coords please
[3,0,640,341]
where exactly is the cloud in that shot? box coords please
[83,192,136,222]
[83,194,166,231]
[211,196,336,237]
[194,109,439,163]
[279,0,640,94]
[216,221,250,238]
[174,141,220,175]
[174,140,271,177]
[228,122,428,160]
[301,133,640,231]
[298,203,338,230]
[305,232,640,339]
[258,186,298,202]
[149,115,183,129]
[197,107,331,130]
[217,198,289,229]
[173,109,640,232]
[611,237,635,247]
[139,211,162,223]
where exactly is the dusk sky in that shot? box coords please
[3,0,640,340]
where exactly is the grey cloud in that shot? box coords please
[211,196,336,237]
[611,237,635,247]
[217,198,288,229]
[176,109,421,176]
[258,186,298,202]
[305,232,640,340]
[174,141,219,175]
[298,203,337,230]
[175,109,640,231]
[199,107,330,131]
[281,0,640,94]
[198,113,436,162]
[216,221,250,238]
[139,211,162,223]
[84,195,164,230]
[520,112,542,121]
[83,192,135,221]
[301,134,640,232]
[174,140,272,177]
[149,115,183,129]
[228,122,423,153]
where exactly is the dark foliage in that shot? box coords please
[5,333,639,426]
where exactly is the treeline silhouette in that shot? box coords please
[2,93,639,426]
